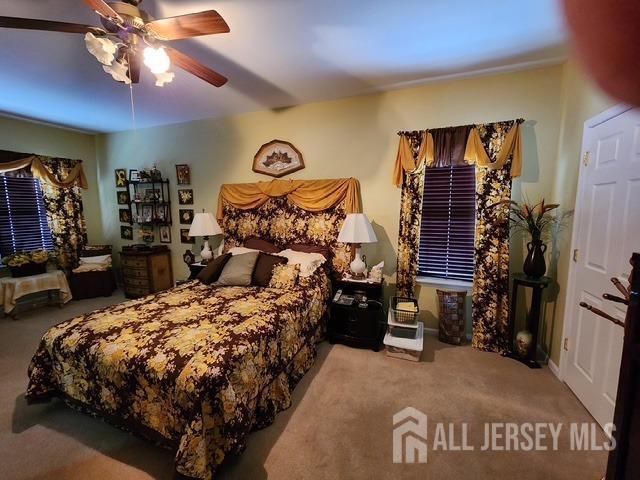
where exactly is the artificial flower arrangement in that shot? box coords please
[2,250,54,277]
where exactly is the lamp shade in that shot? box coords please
[188,212,222,237]
[337,213,377,244]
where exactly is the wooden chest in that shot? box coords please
[120,250,173,298]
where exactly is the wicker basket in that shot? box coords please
[391,296,419,325]
[437,289,467,345]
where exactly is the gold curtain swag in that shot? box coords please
[217,178,362,220]
[393,121,522,187]
[0,155,88,189]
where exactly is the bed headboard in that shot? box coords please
[217,178,362,274]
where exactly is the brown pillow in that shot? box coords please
[245,237,280,254]
[197,253,232,284]
[252,253,287,287]
[286,243,330,259]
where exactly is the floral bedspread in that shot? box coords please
[26,271,331,479]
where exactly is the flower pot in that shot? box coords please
[523,239,547,278]
[9,262,47,278]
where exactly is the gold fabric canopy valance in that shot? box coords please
[0,155,88,189]
[217,177,362,220]
[392,120,523,187]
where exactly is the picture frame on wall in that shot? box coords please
[129,169,140,183]
[252,139,305,178]
[119,208,132,224]
[178,189,194,205]
[121,225,133,240]
[159,225,172,243]
[117,190,130,205]
[141,226,154,243]
[115,168,127,188]
[176,164,191,185]
[179,209,194,225]
[180,229,195,244]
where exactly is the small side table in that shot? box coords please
[505,273,552,368]
[0,270,72,319]
[188,262,206,280]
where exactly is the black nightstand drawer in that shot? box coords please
[331,304,380,338]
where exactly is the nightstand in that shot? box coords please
[188,262,206,280]
[328,277,385,351]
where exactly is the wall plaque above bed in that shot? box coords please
[253,139,304,178]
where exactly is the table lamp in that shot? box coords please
[338,213,377,278]
[188,210,222,262]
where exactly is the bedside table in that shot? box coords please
[328,277,385,351]
[188,262,206,280]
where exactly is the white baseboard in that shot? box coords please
[548,358,562,380]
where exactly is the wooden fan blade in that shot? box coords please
[0,16,103,34]
[83,0,123,23]
[127,50,141,84]
[166,47,227,87]
[146,11,229,40]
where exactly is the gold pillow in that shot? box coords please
[268,263,300,289]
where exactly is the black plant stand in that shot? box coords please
[505,273,552,368]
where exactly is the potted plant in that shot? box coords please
[497,198,560,278]
[2,250,53,278]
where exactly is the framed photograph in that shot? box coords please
[180,228,195,244]
[144,188,160,202]
[178,189,194,205]
[253,139,305,178]
[176,164,191,185]
[141,205,153,223]
[179,209,194,225]
[117,190,130,205]
[115,168,127,188]
[129,169,140,182]
[141,226,154,243]
[120,225,133,240]
[155,205,169,222]
[159,225,172,243]
[183,249,196,265]
[119,208,132,224]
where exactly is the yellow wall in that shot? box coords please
[95,64,569,348]
[0,116,103,241]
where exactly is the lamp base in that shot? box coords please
[201,239,213,263]
[349,246,367,278]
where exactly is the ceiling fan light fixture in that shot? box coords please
[84,32,117,65]
[143,46,170,74]
[103,59,131,84]
[153,71,175,87]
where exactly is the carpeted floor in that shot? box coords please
[0,292,608,480]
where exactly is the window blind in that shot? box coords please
[0,175,54,257]
[418,165,476,282]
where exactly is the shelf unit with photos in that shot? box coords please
[125,178,173,228]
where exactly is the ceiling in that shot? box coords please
[0,0,568,133]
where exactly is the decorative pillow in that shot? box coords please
[79,254,112,265]
[286,243,329,260]
[228,246,260,256]
[245,237,280,254]
[252,252,287,287]
[197,253,232,284]
[268,263,300,289]
[276,249,326,277]
[215,251,260,286]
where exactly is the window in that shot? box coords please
[0,175,53,257]
[418,165,476,283]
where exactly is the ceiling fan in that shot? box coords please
[0,0,230,87]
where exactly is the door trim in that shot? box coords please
[558,104,632,382]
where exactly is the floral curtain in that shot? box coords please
[38,157,88,272]
[395,131,427,297]
[471,121,515,353]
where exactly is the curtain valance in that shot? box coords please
[393,119,524,186]
[0,155,88,189]
[217,177,362,220]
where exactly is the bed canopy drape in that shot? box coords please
[393,120,523,353]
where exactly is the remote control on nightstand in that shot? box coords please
[333,289,342,302]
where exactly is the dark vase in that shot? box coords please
[9,262,47,278]
[523,239,547,278]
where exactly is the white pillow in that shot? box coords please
[276,249,325,277]
[80,254,112,265]
[228,246,260,256]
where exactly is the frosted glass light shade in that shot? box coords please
[188,212,222,237]
[337,213,377,244]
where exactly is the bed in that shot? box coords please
[26,178,361,479]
